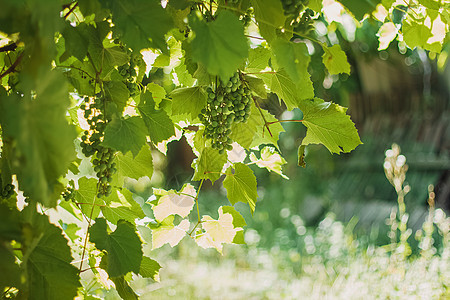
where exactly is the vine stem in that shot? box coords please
[252,97,273,137]
[78,192,98,273]
[244,71,277,75]
[267,119,303,125]
[64,2,79,20]
[0,52,23,80]
[245,35,265,40]
[56,65,95,79]
[196,179,204,223]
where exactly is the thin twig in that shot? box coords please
[267,119,303,125]
[252,97,273,137]
[0,43,17,53]
[0,52,23,80]
[64,2,79,20]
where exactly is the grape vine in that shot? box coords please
[199,72,252,153]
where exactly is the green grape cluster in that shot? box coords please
[79,95,117,198]
[80,95,107,157]
[198,72,252,154]
[93,147,116,198]
[62,186,74,202]
[280,0,308,16]
[1,183,14,199]
[118,58,139,97]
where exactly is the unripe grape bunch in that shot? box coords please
[80,95,116,198]
[198,72,252,154]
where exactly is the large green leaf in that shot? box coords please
[22,207,80,300]
[192,147,227,184]
[62,22,90,61]
[322,44,351,75]
[189,10,248,82]
[102,116,147,157]
[251,0,286,42]
[230,104,284,149]
[108,0,174,52]
[74,177,104,219]
[272,39,314,97]
[223,163,257,213]
[115,145,153,185]
[256,69,300,110]
[169,86,207,120]
[87,22,128,76]
[89,218,143,277]
[246,47,271,73]
[104,80,130,114]
[138,92,175,144]
[139,256,161,281]
[111,276,139,300]
[0,70,77,207]
[299,98,362,154]
[339,0,382,20]
[402,22,433,50]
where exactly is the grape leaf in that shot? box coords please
[195,206,244,253]
[107,0,174,52]
[249,146,288,179]
[101,206,140,225]
[252,0,286,42]
[223,163,257,213]
[139,256,161,281]
[151,217,190,249]
[62,22,90,61]
[221,206,247,228]
[308,0,323,12]
[102,116,147,157]
[138,92,175,144]
[192,147,227,184]
[74,177,105,219]
[272,39,314,97]
[299,98,362,153]
[104,81,130,114]
[89,218,143,277]
[0,245,21,291]
[402,22,433,50]
[322,44,351,75]
[115,145,153,185]
[22,207,80,300]
[0,70,77,207]
[246,47,271,73]
[87,22,128,76]
[256,69,299,110]
[170,86,207,120]
[189,10,248,82]
[250,105,285,148]
[244,75,267,98]
[111,275,139,300]
[230,104,284,149]
[339,0,382,20]
[146,83,166,106]
[152,184,196,222]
